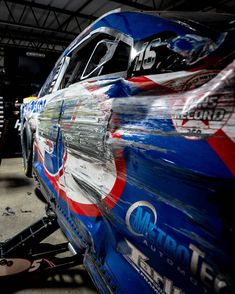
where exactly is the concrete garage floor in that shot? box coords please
[0,158,98,294]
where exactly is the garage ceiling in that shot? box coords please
[0,0,235,54]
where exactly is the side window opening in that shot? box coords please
[98,40,131,76]
[59,33,115,89]
[59,55,85,89]
[65,59,87,87]
[39,56,70,97]
[81,39,118,80]
[59,33,131,89]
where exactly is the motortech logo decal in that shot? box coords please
[125,201,229,294]
[125,201,157,237]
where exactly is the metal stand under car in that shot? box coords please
[0,206,83,280]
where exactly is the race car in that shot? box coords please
[21,10,235,294]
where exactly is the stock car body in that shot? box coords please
[21,10,235,294]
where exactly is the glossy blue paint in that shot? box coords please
[22,10,235,294]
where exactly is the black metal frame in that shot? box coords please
[0,0,96,53]
[0,0,233,53]
[0,207,83,278]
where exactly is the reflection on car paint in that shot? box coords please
[21,10,235,294]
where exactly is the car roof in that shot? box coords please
[62,10,234,61]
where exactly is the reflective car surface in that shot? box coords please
[21,10,235,294]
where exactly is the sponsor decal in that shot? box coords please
[22,99,46,117]
[124,239,182,294]
[126,201,157,237]
[163,71,217,92]
[172,72,235,139]
[125,202,229,293]
[173,93,234,139]
[182,72,218,91]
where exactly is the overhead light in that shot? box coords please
[26,52,46,58]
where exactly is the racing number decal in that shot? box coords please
[134,39,160,71]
